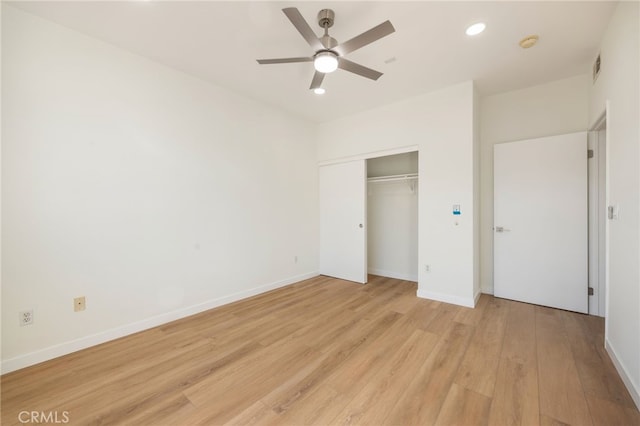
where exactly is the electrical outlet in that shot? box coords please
[19,310,33,326]
[425,264,431,272]
[74,296,86,312]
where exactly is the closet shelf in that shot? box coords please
[367,173,418,183]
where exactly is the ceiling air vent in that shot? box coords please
[593,53,601,83]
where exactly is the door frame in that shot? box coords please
[318,145,419,167]
[589,105,609,318]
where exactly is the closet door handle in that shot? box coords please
[359,223,363,228]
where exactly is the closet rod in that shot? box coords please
[367,173,418,183]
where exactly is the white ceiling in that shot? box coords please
[9,1,616,122]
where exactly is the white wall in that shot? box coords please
[318,81,478,307]
[588,1,640,408]
[1,6,318,372]
[367,180,418,281]
[479,75,589,294]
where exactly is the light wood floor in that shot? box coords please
[2,275,638,425]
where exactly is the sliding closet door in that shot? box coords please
[319,160,367,283]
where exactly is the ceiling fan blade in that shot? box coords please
[309,71,325,90]
[257,57,313,65]
[282,8,324,51]
[338,58,383,80]
[334,21,395,56]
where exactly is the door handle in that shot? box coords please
[359,223,364,228]
[495,226,511,233]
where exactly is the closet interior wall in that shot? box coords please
[367,152,419,281]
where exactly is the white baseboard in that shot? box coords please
[1,271,319,374]
[480,285,494,295]
[474,289,482,305]
[368,268,418,282]
[605,339,640,410]
[416,288,476,308]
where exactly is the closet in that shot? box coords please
[318,151,418,284]
[366,152,418,282]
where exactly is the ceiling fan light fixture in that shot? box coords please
[314,51,338,73]
[313,88,326,95]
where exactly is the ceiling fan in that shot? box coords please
[256,8,395,93]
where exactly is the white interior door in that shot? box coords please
[494,132,588,313]
[319,160,367,283]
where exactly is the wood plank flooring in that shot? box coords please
[2,275,638,425]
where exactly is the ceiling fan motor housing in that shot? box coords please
[317,9,335,28]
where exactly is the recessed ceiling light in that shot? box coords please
[313,88,326,95]
[466,22,486,36]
